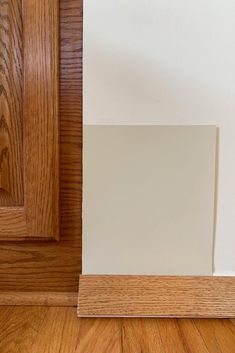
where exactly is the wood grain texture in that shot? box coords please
[0,0,23,206]
[194,319,235,353]
[78,275,235,318]
[0,306,48,353]
[0,307,235,353]
[156,319,189,353]
[0,0,60,240]
[24,0,59,239]
[120,318,163,353]
[30,307,81,353]
[0,207,27,239]
[0,291,77,306]
[177,319,210,353]
[75,318,122,353]
[0,0,82,291]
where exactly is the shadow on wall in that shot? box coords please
[213,128,219,272]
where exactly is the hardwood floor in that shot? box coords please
[0,307,234,352]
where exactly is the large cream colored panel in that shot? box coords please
[83,126,216,275]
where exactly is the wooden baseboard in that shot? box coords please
[78,275,235,318]
[0,292,78,306]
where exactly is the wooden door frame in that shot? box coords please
[0,0,59,241]
[0,0,82,303]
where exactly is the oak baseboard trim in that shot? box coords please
[78,275,235,318]
[0,292,78,306]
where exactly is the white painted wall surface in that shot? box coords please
[84,0,235,274]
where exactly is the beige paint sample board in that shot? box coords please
[83,126,216,275]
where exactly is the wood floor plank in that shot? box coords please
[0,306,13,320]
[194,319,235,353]
[157,319,188,353]
[0,307,235,353]
[121,318,164,353]
[31,307,80,353]
[177,319,210,353]
[193,319,222,353]
[75,318,122,353]
[230,319,235,327]
[0,306,48,353]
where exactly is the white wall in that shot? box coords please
[84,0,235,274]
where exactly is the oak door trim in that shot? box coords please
[78,275,235,318]
[0,0,82,292]
[0,0,59,240]
[0,208,27,239]
[0,291,77,306]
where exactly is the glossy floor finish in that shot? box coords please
[0,306,234,352]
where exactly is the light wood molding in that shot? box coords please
[78,275,235,318]
[0,0,59,240]
[0,292,77,306]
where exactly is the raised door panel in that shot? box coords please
[0,0,59,240]
[0,0,23,206]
